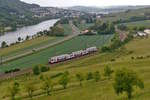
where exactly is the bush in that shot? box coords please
[32,65,40,75]
[5,68,20,74]
[86,72,93,80]
[51,73,63,79]
[40,66,49,72]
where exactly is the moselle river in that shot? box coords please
[0,19,59,47]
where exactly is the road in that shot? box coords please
[1,21,81,64]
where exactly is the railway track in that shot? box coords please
[0,21,81,64]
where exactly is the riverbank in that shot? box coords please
[0,19,59,47]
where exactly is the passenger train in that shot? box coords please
[49,47,97,64]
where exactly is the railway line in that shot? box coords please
[0,21,81,64]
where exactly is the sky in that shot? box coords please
[21,0,150,7]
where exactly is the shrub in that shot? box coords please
[40,66,49,72]
[32,65,40,75]
[86,72,93,80]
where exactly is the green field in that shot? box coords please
[0,24,72,58]
[122,20,150,28]
[0,35,113,72]
[77,23,94,30]
[1,37,150,100]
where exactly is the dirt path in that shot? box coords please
[1,22,81,63]
[115,26,128,42]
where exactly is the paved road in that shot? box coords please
[1,22,81,63]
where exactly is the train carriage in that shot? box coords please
[49,47,98,64]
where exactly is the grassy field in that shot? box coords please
[77,23,94,30]
[0,24,72,58]
[0,36,62,57]
[101,8,150,23]
[0,34,113,72]
[0,37,150,100]
[122,20,150,28]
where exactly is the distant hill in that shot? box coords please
[0,0,41,31]
[68,6,150,14]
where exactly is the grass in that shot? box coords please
[122,20,150,28]
[1,37,150,100]
[0,36,62,57]
[62,24,73,35]
[77,23,94,30]
[0,34,113,72]
[0,24,72,58]
[0,35,150,100]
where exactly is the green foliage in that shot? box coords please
[42,77,53,95]
[93,71,101,82]
[8,81,20,100]
[117,24,128,31]
[76,73,84,86]
[59,71,70,89]
[113,68,144,99]
[40,65,50,72]
[86,72,93,80]
[25,83,35,99]
[104,66,113,78]
[91,21,115,35]
[48,25,65,36]
[32,65,40,75]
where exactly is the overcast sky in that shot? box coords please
[21,0,150,7]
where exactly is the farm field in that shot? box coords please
[122,20,150,28]
[77,23,94,30]
[102,8,150,22]
[0,34,113,72]
[1,37,150,100]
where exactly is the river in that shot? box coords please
[0,19,58,47]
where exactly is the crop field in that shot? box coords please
[102,8,150,22]
[0,34,113,72]
[0,37,150,100]
[77,23,94,30]
[0,36,62,57]
[62,24,73,35]
[122,20,150,28]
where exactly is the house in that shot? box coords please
[137,32,148,37]
[82,30,89,34]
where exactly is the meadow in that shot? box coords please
[0,37,150,100]
[0,34,113,72]
[122,20,150,28]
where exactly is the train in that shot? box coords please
[49,47,98,64]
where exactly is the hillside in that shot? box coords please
[0,0,39,28]
[68,5,150,14]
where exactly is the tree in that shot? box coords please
[86,72,93,80]
[42,77,53,95]
[25,83,35,99]
[113,68,144,99]
[93,71,101,82]
[32,65,40,75]
[104,66,113,78]
[1,41,8,48]
[59,71,69,89]
[76,73,84,86]
[8,81,20,100]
